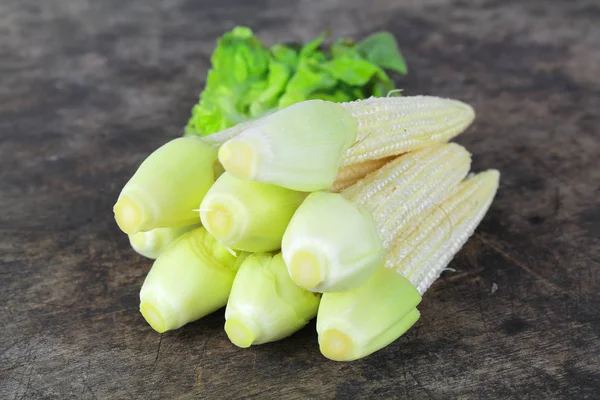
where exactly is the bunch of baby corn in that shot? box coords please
[114,96,499,361]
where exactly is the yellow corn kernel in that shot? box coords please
[344,143,472,249]
[330,157,395,193]
[316,169,500,361]
[216,96,472,191]
[282,143,471,292]
[385,169,500,294]
[339,95,474,167]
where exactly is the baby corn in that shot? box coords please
[317,170,500,361]
[224,253,321,348]
[339,95,475,167]
[113,137,217,235]
[387,169,501,294]
[282,143,471,292]
[343,143,472,249]
[218,100,357,191]
[217,96,474,191]
[200,172,307,252]
[330,157,395,193]
[139,227,248,333]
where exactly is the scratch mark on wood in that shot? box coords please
[528,153,564,183]
[408,370,437,400]
[401,359,411,400]
[440,268,486,282]
[528,152,563,217]
[3,1,600,399]
[16,352,36,400]
[194,367,204,389]
[82,360,99,400]
[1,337,29,359]
[477,235,572,297]
[554,186,561,216]
[152,335,163,368]
[198,335,210,362]
[477,288,492,341]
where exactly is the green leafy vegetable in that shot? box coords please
[185,27,408,137]
[355,32,408,75]
[185,27,271,136]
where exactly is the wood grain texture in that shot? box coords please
[1,0,599,398]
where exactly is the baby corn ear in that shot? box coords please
[200,172,307,252]
[340,95,475,167]
[316,170,500,361]
[128,225,200,259]
[282,192,385,293]
[344,143,471,249]
[224,253,320,348]
[317,267,421,362]
[114,137,217,234]
[139,227,247,333]
[282,143,470,293]
[330,157,395,193]
[216,96,473,191]
[387,169,500,294]
[218,100,357,191]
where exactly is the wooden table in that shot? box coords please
[2,0,599,398]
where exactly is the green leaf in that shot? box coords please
[270,44,299,68]
[185,26,272,136]
[210,26,270,84]
[299,30,328,58]
[330,38,359,59]
[321,57,381,86]
[185,27,408,137]
[250,59,293,117]
[277,59,337,108]
[355,32,408,75]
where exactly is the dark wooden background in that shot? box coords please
[2,0,599,399]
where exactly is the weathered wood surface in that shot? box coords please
[1,0,599,398]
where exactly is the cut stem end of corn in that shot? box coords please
[288,250,326,290]
[139,227,246,332]
[224,253,320,347]
[225,318,259,348]
[316,267,422,361]
[218,140,257,181]
[319,329,354,361]
[200,173,307,252]
[219,100,358,191]
[114,137,218,233]
[201,205,235,240]
[140,301,170,334]
[114,195,146,235]
[319,308,421,362]
[282,192,385,292]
